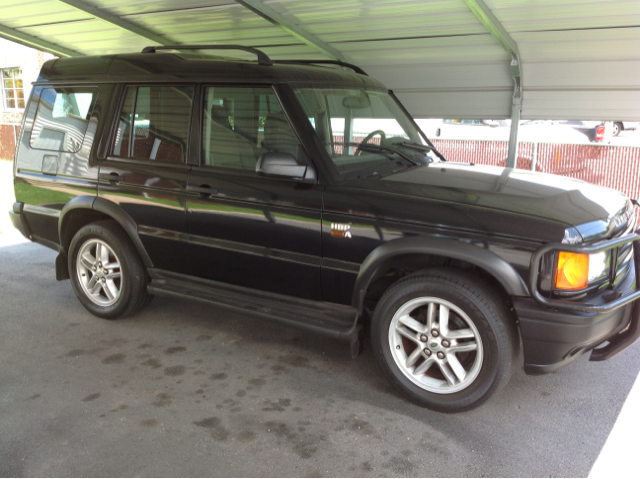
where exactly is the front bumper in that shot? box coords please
[515,296,635,375]
[520,229,640,374]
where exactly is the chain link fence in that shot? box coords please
[433,139,640,201]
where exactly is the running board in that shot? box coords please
[147,269,362,347]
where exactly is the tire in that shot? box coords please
[613,122,622,136]
[371,269,518,412]
[68,220,151,319]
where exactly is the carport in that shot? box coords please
[1,1,640,477]
[1,0,639,168]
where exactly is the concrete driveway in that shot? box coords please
[1,159,639,477]
[1,229,640,477]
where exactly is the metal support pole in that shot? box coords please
[462,0,522,169]
[507,54,521,169]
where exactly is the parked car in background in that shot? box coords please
[613,121,638,136]
[558,121,612,143]
[519,121,592,144]
[422,119,511,141]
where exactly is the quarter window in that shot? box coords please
[202,86,305,170]
[2,67,24,109]
[30,87,98,152]
[113,85,194,163]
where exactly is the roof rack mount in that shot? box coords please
[141,45,273,66]
[273,60,368,76]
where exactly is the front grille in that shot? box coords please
[611,211,637,287]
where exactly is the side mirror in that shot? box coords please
[256,152,316,182]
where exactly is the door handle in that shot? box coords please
[187,185,217,197]
[99,172,125,184]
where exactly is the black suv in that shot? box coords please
[9,46,640,412]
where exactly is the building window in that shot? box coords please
[2,67,25,110]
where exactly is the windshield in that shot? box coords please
[294,86,436,174]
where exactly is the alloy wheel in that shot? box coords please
[76,239,123,306]
[388,297,483,394]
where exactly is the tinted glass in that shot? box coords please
[113,85,194,163]
[202,86,304,170]
[30,87,98,152]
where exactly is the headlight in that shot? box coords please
[588,252,609,283]
[555,251,610,290]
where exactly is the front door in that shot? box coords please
[186,85,323,300]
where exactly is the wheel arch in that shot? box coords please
[352,236,530,313]
[58,196,153,268]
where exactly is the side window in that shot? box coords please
[113,85,194,163]
[202,86,305,170]
[30,87,98,152]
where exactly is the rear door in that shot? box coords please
[186,84,323,300]
[98,84,194,274]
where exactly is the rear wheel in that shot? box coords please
[371,269,518,412]
[68,221,151,319]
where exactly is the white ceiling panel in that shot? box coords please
[0,0,638,119]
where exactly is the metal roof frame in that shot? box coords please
[1,0,637,128]
[58,0,174,47]
[462,0,522,168]
[235,0,345,61]
[0,23,82,58]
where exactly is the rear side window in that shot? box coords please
[112,85,194,163]
[30,87,98,152]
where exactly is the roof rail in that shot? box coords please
[141,45,273,66]
[273,60,368,76]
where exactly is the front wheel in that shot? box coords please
[371,269,518,412]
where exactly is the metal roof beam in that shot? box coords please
[0,23,82,57]
[236,0,345,61]
[462,0,522,168]
[462,0,520,61]
[57,0,172,46]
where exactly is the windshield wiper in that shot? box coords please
[394,141,431,151]
[394,141,447,162]
[338,142,419,166]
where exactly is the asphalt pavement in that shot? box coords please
[1,228,640,477]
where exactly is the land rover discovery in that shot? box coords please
[9,45,640,412]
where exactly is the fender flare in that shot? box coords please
[351,236,530,311]
[58,196,153,267]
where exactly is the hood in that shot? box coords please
[336,163,631,242]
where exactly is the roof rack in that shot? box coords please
[273,60,368,76]
[141,45,273,66]
[139,46,367,75]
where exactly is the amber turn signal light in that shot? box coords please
[555,251,589,290]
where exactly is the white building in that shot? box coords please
[0,38,54,159]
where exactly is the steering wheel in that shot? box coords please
[355,130,386,155]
